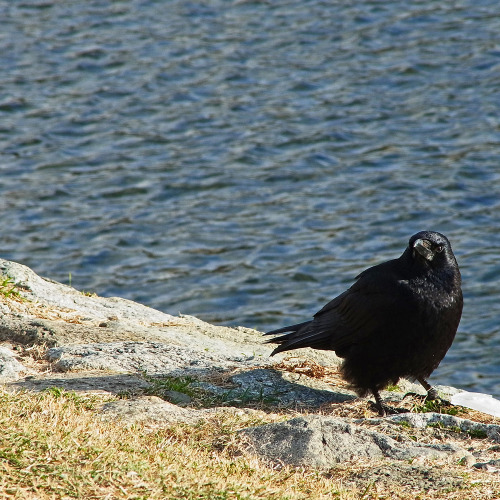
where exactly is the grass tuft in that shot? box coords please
[144,374,283,410]
[0,276,22,299]
[412,399,462,415]
[145,375,200,399]
[385,384,401,392]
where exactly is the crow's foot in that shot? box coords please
[369,400,409,417]
[403,390,450,406]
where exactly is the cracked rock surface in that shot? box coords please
[240,415,470,466]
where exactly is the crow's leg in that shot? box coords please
[369,388,408,416]
[403,378,439,401]
[372,388,386,416]
[417,377,439,400]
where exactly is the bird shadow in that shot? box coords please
[7,366,357,413]
[213,367,357,411]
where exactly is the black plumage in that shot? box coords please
[264,231,463,415]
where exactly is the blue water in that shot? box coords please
[1,0,500,395]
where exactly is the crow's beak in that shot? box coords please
[413,239,434,261]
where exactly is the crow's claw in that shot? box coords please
[369,401,410,416]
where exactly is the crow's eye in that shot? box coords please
[436,244,444,253]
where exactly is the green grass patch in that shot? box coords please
[145,375,200,398]
[467,428,488,439]
[0,276,22,299]
[428,421,488,440]
[385,384,401,392]
[144,374,282,410]
[413,399,461,415]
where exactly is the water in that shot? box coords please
[1,0,500,395]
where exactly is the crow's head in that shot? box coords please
[408,231,456,268]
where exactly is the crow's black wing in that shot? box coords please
[314,275,410,352]
[267,262,413,356]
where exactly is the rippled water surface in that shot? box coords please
[1,0,500,395]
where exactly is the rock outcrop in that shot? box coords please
[1,257,500,489]
[241,415,470,466]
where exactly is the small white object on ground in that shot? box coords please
[451,391,500,418]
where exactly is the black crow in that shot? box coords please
[264,231,463,416]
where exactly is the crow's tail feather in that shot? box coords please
[264,320,331,356]
[263,321,311,337]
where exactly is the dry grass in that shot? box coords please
[0,289,85,325]
[0,342,52,377]
[1,388,499,500]
[0,388,359,500]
